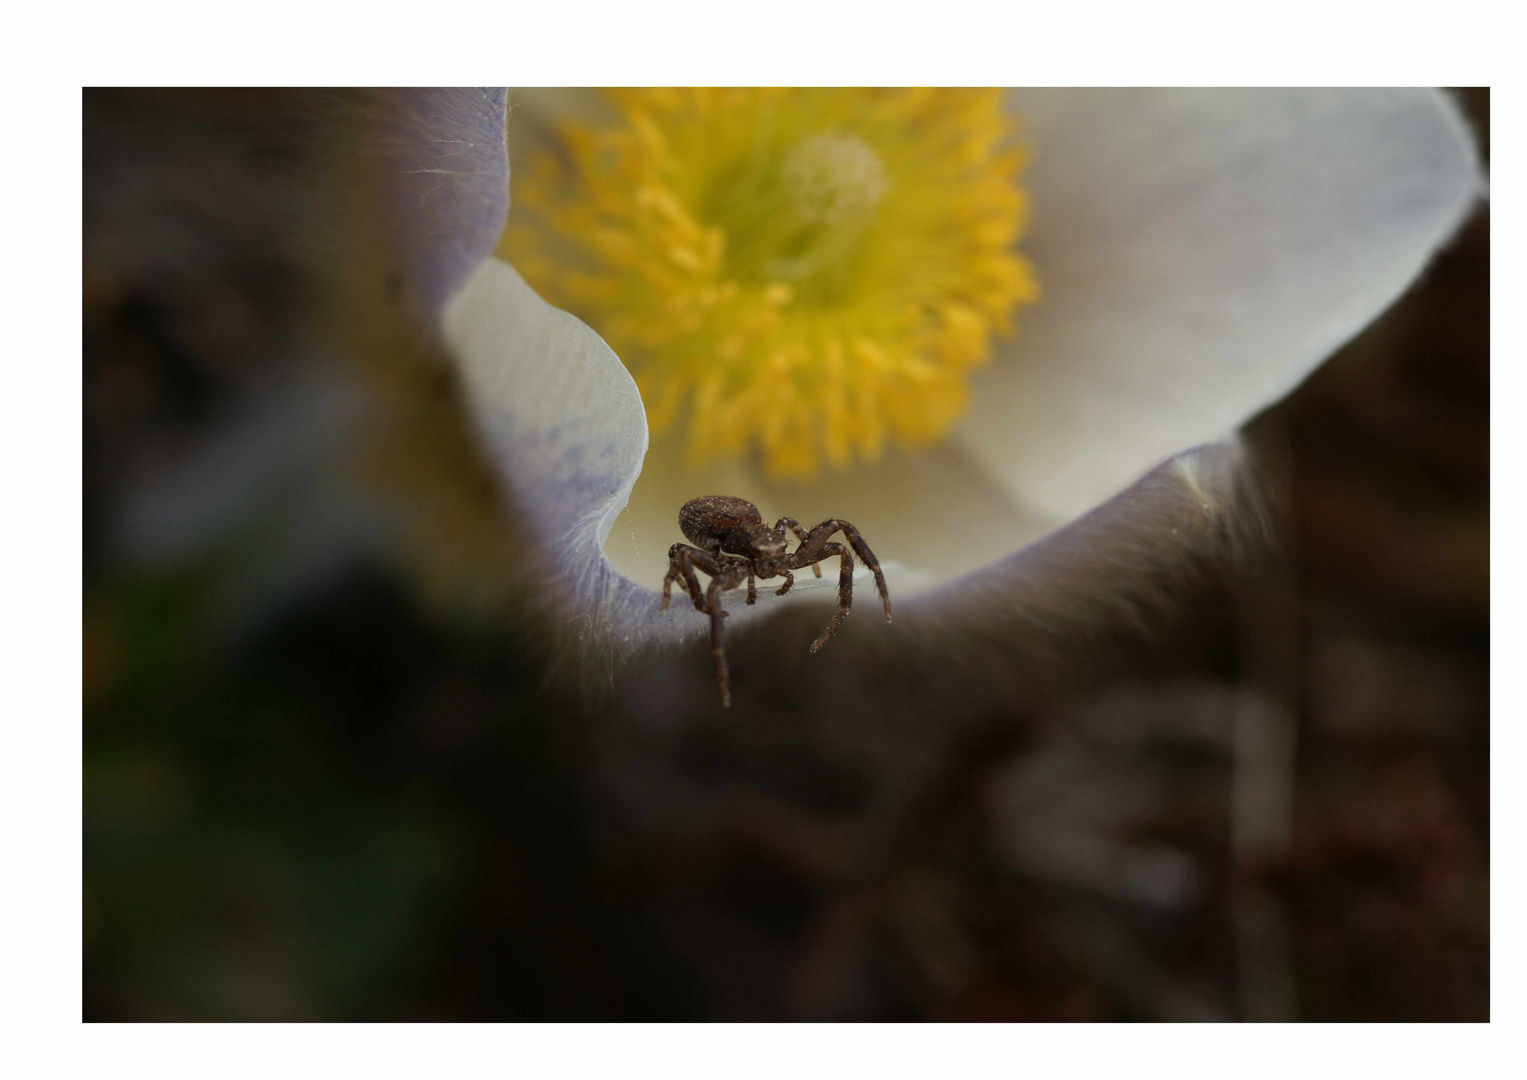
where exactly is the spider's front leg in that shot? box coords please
[798,541,855,653]
[792,518,892,623]
[662,543,716,614]
[775,517,821,578]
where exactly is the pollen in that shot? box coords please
[504,88,1040,481]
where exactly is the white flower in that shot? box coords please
[413,89,1481,653]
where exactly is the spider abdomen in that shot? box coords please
[679,495,763,546]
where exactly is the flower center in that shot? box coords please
[506,88,1040,481]
[782,133,888,225]
[718,133,889,305]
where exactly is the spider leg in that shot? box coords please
[660,555,683,612]
[665,546,747,706]
[774,568,795,597]
[802,541,854,652]
[791,519,892,623]
[705,573,735,707]
[776,517,822,577]
[662,543,716,613]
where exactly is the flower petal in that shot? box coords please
[104,90,515,628]
[363,87,510,320]
[955,88,1482,526]
[470,89,1482,651]
[444,257,837,643]
[503,89,1063,595]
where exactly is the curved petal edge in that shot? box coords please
[960,87,1484,527]
[365,88,511,320]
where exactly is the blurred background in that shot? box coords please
[83,88,1488,1021]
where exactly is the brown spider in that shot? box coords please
[660,495,892,706]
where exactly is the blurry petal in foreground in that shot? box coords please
[102,89,513,625]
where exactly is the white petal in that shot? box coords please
[956,88,1482,526]
[443,257,847,642]
[442,258,651,630]
[478,90,1481,647]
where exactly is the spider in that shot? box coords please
[660,495,892,707]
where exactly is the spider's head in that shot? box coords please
[737,523,788,562]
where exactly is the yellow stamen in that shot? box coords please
[505,88,1040,481]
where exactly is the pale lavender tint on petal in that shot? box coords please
[364,87,510,320]
[444,259,688,646]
